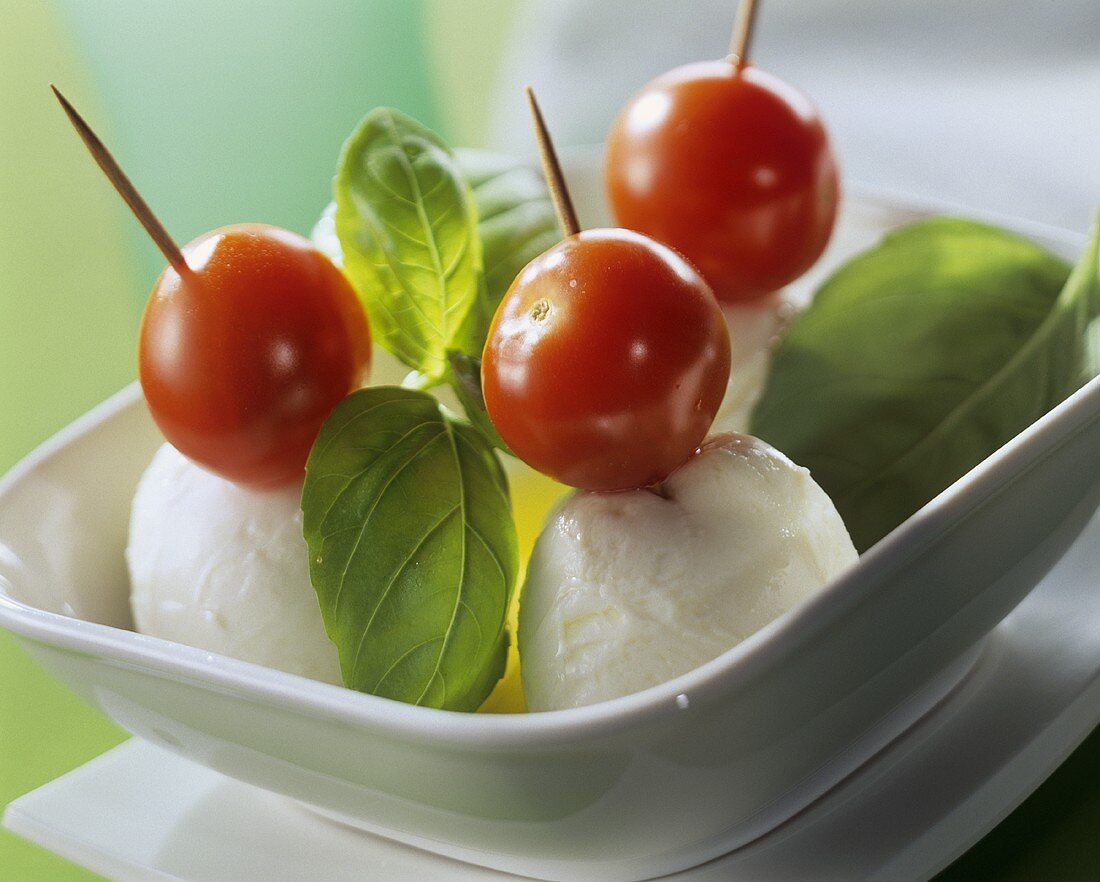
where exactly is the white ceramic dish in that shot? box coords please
[1,176,1097,882]
[10,501,1100,882]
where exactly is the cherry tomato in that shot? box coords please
[482,228,730,491]
[606,61,838,302]
[139,224,371,487]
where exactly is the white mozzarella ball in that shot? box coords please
[126,444,340,684]
[712,294,795,435]
[519,434,857,711]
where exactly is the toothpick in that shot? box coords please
[524,86,580,238]
[729,0,760,69]
[51,85,188,273]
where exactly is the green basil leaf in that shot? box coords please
[302,386,518,711]
[334,109,483,383]
[751,216,1100,552]
[446,350,513,455]
[1078,216,1100,382]
[319,146,556,363]
[455,149,558,318]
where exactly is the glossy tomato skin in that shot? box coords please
[482,229,730,491]
[139,224,371,488]
[606,61,838,302]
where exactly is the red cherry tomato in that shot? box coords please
[482,228,730,491]
[606,61,838,302]
[139,224,371,487]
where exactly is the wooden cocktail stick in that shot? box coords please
[524,85,581,238]
[51,84,188,273]
[729,0,760,69]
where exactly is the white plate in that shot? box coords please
[0,176,1098,881]
[8,495,1100,882]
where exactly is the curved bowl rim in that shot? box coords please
[0,187,1095,750]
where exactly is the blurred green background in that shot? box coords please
[1,1,1098,879]
[0,2,514,878]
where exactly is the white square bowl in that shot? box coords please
[1,177,1098,882]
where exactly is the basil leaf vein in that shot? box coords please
[303,387,517,711]
[335,108,484,382]
[752,216,1100,551]
[320,145,555,372]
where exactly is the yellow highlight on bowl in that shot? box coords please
[478,465,567,714]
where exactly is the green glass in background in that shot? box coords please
[0,3,137,878]
[0,0,488,877]
[55,0,443,286]
[423,0,521,147]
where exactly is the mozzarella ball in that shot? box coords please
[519,433,857,711]
[126,444,340,684]
[712,294,794,434]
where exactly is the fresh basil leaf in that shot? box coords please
[319,146,556,364]
[751,216,1099,552]
[455,149,558,317]
[302,386,518,711]
[1077,216,1100,383]
[335,108,484,383]
[446,350,512,455]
